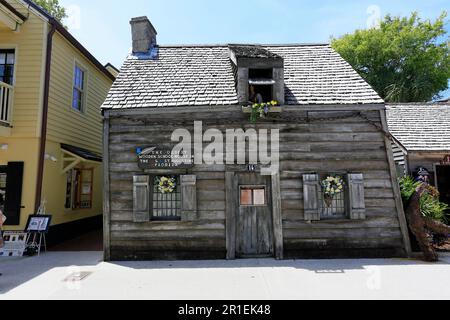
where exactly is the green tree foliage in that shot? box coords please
[33,0,67,24]
[332,12,450,103]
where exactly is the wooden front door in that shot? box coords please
[236,173,274,258]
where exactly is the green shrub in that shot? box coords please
[420,194,449,224]
[399,176,420,202]
[399,176,449,224]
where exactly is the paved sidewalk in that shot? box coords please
[1,252,450,300]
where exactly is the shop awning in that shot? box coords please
[61,144,102,174]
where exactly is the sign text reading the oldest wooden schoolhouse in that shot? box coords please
[136,147,194,169]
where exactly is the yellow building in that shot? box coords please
[0,0,115,242]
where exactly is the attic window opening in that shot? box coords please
[249,85,273,104]
[248,68,275,86]
[249,68,273,80]
[248,68,275,103]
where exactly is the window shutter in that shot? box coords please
[4,162,24,226]
[348,173,366,220]
[181,175,197,221]
[133,175,150,223]
[303,174,320,221]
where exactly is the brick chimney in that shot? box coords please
[130,16,157,54]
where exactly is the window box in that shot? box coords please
[241,105,282,114]
[242,102,282,123]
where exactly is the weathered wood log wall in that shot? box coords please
[105,105,407,260]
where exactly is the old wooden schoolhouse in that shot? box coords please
[101,16,411,261]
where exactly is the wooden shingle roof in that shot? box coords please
[387,104,450,152]
[103,44,384,109]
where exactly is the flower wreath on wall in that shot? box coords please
[156,176,177,194]
[321,176,345,207]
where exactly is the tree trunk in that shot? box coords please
[423,217,450,236]
[404,184,441,262]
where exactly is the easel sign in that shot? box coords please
[0,231,28,257]
[25,215,52,233]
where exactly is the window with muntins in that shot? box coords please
[0,50,15,85]
[319,173,347,220]
[72,65,85,112]
[152,176,182,221]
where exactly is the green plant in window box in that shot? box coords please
[321,175,345,208]
[156,176,177,194]
[246,100,279,123]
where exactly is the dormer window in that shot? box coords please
[229,45,284,105]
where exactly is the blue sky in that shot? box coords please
[60,0,450,98]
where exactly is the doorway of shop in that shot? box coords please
[436,165,450,207]
[47,216,103,252]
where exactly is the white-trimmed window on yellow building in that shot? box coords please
[72,64,86,112]
[0,49,15,85]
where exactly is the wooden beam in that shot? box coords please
[0,9,18,30]
[271,172,284,260]
[62,159,81,174]
[106,103,386,117]
[103,112,111,261]
[380,109,412,257]
[61,149,87,161]
[61,149,102,174]
[225,171,237,260]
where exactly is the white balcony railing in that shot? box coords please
[0,81,14,125]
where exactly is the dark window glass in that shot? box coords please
[249,68,273,79]
[0,50,15,85]
[72,65,85,111]
[249,84,273,102]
